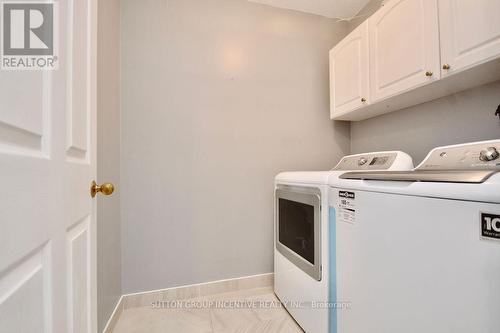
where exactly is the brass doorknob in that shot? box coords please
[90,181,115,198]
[442,64,451,70]
[425,71,433,77]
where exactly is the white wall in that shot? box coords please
[348,0,500,163]
[120,0,349,293]
[97,0,122,330]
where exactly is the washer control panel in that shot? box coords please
[419,140,500,170]
[334,152,405,171]
[358,157,368,166]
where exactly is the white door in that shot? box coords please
[329,21,369,119]
[439,0,500,77]
[0,0,98,332]
[369,0,441,102]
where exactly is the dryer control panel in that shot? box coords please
[333,151,414,171]
[418,140,500,170]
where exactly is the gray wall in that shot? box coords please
[120,0,350,293]
[351,82,500,163]
[348,0,500,164]
[347,0,383,33]
[97,0,122,330]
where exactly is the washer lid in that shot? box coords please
[340,170,497,184]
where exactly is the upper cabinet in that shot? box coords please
[329,0,500,121]
[439,0,500,77]
[369,0,440,102]
[329,21,369,119]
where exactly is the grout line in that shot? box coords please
[208,306,215,333]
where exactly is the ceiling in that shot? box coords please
[248,0,372,19]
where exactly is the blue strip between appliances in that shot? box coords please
[329,206,337,333]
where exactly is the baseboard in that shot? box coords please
[101,273,274,332]
[102,295,124,333]
[122,273,274,309]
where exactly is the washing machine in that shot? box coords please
[274,151,413,332]
[329,140,500,333]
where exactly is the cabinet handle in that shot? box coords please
[425,71,433,77]
[361,98,367,103]
[442,64,451,70]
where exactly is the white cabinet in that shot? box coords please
[329,21,369,119]
[439,0,500,77]
[328,0,500,121]
[368,0,441,102]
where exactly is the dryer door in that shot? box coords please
[276,186,321,281]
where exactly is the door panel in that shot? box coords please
[275,187,322,281]
[0,244,52,332]
[369,0,440,102]
[278,198,315,264]
[329,21,369,118]
[67,217,91,333]
[0,71,48,156]
[0,0,97,332]
[439,0,500,77]
[67,0,91,161]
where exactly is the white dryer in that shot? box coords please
[329,140,500,333]
[274,151,413,333]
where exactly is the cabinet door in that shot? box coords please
[329,21,369,118]
[369,0,440,102]
[439,0,500,77]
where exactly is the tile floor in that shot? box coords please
[112,287,304,333]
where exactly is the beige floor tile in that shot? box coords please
[113,306,212,333]
[112,290,303,333]
[247,293,304,333]
[207,287,275,301]
[210,306,266,333]
[260,316,304,333]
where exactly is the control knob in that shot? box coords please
[358,157,368,166]
[479,147,499,162]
